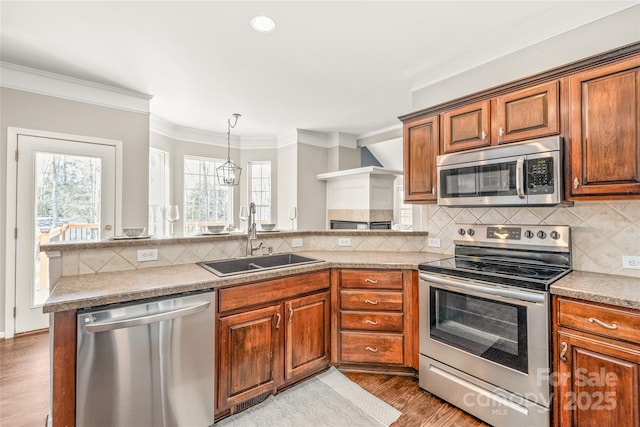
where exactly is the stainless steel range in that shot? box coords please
[418,223,571,427]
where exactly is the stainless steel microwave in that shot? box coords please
[437,136,563,206]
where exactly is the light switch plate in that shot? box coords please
[622,255,640,269]
[338,237,351,247]
[137,248,158,262]
[428,238,441,248]
[291,238,303,248]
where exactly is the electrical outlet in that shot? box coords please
[622,255,640,269]
[291,238,303,248]
[338,237,351,247]
[428,238,441,248]
[137,248,158,262]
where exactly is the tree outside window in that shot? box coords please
[184,156,232,234]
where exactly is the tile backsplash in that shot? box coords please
[421,200,640,278]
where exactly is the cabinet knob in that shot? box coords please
[499,127,505,137]
[573,177,579,189]
[560,341,568,362]
[481,131,487,140]
[364,346,379,353]
[289,307,294,323]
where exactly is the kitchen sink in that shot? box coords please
[197,253,323,277]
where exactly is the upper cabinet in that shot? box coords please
[495,80,559,144]
[403,115,439,203]
[569,55,640,198]
[400,43,640,203]
[441,81,559,154]
[442,100,491,153]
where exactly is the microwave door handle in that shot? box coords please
[516,156,525,198]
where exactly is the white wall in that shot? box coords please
[297,143,328,230]
[277,143,298,229]
[412,5,640,110]
[1,87,149,335]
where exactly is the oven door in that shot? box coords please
[419,272,550,405]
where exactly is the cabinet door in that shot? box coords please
[442,100,491,153]
[495,80,559,144]
[570,56,640,197]
[403,114,439,202]
[556,331,640,427]
[285,292,330,381]
[218,305,282,410]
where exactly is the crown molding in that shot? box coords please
[0,62,152,113]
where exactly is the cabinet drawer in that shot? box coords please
[557,298,640,344]
[340,290,403,311]
[341,311,403,332]
[340,269,403,289]
[340,332,404,364]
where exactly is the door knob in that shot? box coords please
[104,225,112,231]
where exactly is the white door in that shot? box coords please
[14,134,117,333]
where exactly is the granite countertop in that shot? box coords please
[550,270,640,310]
[43,251,446,313]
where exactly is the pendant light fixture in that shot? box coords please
[216,113,242,186]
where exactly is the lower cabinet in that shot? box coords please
[554,296,640,426]
[333,268,417,373]
[217,271,330,413]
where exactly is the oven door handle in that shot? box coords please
[419,272,545,304]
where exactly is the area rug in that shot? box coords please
[216,367,402,427]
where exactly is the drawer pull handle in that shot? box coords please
[275,312,281,329]
[364,278,378,284]
[364,299,378,305]
[588,317,618,330]
[365,319,378,325]
[560,341,568,362]
[365,346,378,353]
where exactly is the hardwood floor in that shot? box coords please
[0,332,49,427]
[0,332,486,427]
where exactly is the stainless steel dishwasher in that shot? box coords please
[76,290,215,427]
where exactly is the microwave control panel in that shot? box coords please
[526,157,554,194]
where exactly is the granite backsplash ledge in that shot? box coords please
[40,230,429,277]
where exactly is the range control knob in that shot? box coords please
[524,230,534,239]
[458,228,466,236]
[550,231,561,240]
[537,230,547,239]
[467,229,475,236]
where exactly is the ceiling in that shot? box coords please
[1,1,636,138]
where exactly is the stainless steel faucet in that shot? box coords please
[246,202,273,256]
[246,202,257,256]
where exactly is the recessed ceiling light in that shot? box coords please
[250,15,276,33]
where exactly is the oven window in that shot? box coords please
[430,287,528,373]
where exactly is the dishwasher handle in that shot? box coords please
[84,300,211,333]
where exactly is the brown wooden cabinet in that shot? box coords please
[442,100,491,153]
[333,269,417,373]
[441,81,559,153]
[403,114,439,203]
[569,55,640,198]
[553,296,640,426]
[217,270,330,413]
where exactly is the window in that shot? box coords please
[184,156,232,234]
[395,177,413,229]
[248,161,271,223]
[149,148,169,236]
